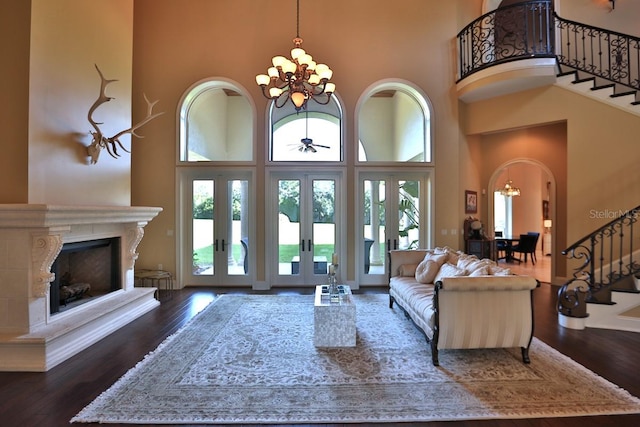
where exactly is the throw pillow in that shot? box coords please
[398,263,418,277]
[457,256,491,274]
[490,265,512,276]
[415,259,440,284]
[468,265,490,276]
[434,262,467,282]
[422,251,448,266]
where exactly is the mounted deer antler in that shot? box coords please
[87,64,164,164]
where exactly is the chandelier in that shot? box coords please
[499,169,521,197]
[255,0,335,111]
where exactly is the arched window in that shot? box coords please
[179,79,254,162]
[357,81,432,163]
[269,94,343,163]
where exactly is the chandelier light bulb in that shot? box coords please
[291,91,306,108]
[272,56,287,68]
[256,74,270,86]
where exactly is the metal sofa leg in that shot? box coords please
[431,340,440,366]
[521,346,531,364]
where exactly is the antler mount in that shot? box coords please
[87,64,164,164]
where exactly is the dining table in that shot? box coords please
[495,236,520,263]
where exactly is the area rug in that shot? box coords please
[72,294,640,424]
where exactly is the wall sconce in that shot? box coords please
[543,219,552,232]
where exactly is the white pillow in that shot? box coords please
[434,262,467,282]
[468,266,490,276]
[422,251,448,267]
[457,256,490,273]
[489,265,512,276]
[415,259,440,284]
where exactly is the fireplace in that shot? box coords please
[0,204,162,371]
[50,237,122,314]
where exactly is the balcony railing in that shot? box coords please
[457,1,640,97]
[457,1,555,82]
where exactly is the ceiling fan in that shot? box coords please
[290,111,330,153]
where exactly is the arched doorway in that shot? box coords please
[489,159,555,283]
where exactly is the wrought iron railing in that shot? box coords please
[457,2,640,97]
[558,205,640,319]
[457,1,555,81]
[555,13,640,93]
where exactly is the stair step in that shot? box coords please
[557,70,577,78]
[591,83,616,91]
[573,76,595,85]
[610,90,636,98]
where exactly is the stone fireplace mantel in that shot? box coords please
[0,204,162,371]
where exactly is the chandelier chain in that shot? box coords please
[296,0,300,38]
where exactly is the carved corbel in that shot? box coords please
[124,225,145,271]
[31,233,65,298]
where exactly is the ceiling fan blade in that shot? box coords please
[314,144,330,149]
[309,146,317,153]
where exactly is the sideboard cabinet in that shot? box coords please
[465,239,496,261]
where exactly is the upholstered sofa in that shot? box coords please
[388,247,539,366]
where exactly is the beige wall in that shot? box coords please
[463,86,640,279]
[5,0,637,286]
[131,0,485,279]
[27,0,134,205]
[1,0,31,203]
[0,0,133,206]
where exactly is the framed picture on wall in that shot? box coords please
[465,190,478,214]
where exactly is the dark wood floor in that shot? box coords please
[1,284,639,427]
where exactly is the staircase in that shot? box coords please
[553,11,640,116]
[585,290,640,333]
[554,69,640,117]
[557,204,640,331]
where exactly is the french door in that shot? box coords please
[357,170,430,285]
[178,168,253,286]
[267,170,343,286]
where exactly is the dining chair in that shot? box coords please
[495,231,507,259]
[512,234,538,264]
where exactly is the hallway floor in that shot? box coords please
[500,249,551,283]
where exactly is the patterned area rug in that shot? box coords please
[72,294,640,424]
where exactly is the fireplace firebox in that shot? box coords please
[50,237,122,314]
